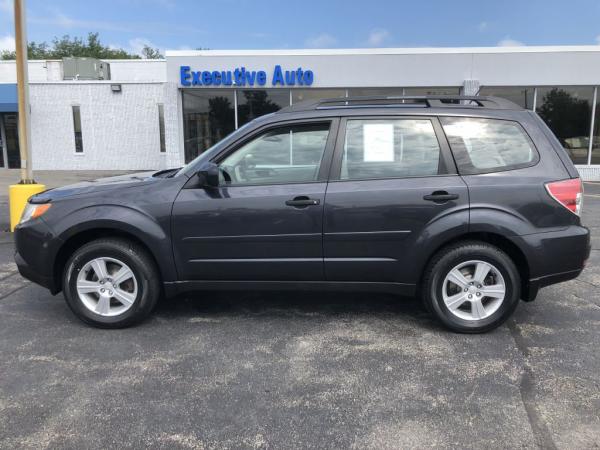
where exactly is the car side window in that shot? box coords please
[218,123,330,185]
[341,119,441,180]
[440,117,538,174]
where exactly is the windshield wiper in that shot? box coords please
[152,168,181,178]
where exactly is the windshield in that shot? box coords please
[176,119,259,177]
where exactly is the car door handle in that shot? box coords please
[285,196,320,207]
[423,191,459,203]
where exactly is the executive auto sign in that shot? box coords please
[180,65,315,87]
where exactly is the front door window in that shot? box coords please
[218,123,330,185]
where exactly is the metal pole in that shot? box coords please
[587,86,597,166]
[233,89,238,130]
[14,0,34,183]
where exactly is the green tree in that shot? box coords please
[141,45,164,59]
[0,32,164,60]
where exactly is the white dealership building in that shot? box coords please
[0,46,599,179]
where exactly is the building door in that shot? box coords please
[0,114,20,169]
[0,115,7,168]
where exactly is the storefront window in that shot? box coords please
[292,89,346,104]
[237,89,289,128]
[403,87,460,96]
[182,89,235,163]
[536,86,594,165]
[347,88,404,97]
[478,86,535,110]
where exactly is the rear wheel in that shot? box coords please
[422,241,521,333]
[63,238,160,328]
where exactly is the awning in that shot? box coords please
[0,84,18,113]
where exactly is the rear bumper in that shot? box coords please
[525,268,585,301]
[518,225,590,300]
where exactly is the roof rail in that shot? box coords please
[282,95,522,112]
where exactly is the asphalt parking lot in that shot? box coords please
[0,172,599,449]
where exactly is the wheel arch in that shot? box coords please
[53,226,169,295]
[417,231,533,301]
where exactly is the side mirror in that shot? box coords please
[196,162,219,188]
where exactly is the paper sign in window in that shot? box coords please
[363,123,394,162]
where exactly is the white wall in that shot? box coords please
[0,60,52,82]
[166,47,600,88]
[29,82,180,170]
[105,60,166,82]
[0,59,166,83]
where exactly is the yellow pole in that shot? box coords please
[9,0,45,231]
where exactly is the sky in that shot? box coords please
[1,0,600,56]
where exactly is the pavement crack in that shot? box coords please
[573,277,600,289]
[0,271,18,282]
[0,282,30,300]
[570,291,600,309]
[507,319,558,450]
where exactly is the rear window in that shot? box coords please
[440,117,538,174]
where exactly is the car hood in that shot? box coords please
[30,171,160,203]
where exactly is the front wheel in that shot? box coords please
[63,238,160,328]
[422,241,521,333]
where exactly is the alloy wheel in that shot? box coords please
[76,257,138,317]
[441,260,506,321]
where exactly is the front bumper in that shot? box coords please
[14,251,57,292]
[14,218,62,294]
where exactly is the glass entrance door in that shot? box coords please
[0,114,20,169]
[0,114,6,168]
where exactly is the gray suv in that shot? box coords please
[14,96,590,332]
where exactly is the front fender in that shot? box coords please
[50,204,177,282]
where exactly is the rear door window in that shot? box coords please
[340,119,442,180]
[440,117,538,174]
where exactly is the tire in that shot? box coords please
[63,238,161,328]
[421,241,521,333]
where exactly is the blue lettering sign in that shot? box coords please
[257,71,267,86]
[304,70,314,86]
[180,66,191,86]
[285,70,295,86]
[180,65,315,87]
[192,70,202,85]
[272,65,285,86]
[222,71,233,86]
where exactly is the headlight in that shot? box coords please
[20,203,51,224]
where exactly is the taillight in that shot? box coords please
[545,178,583,216]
